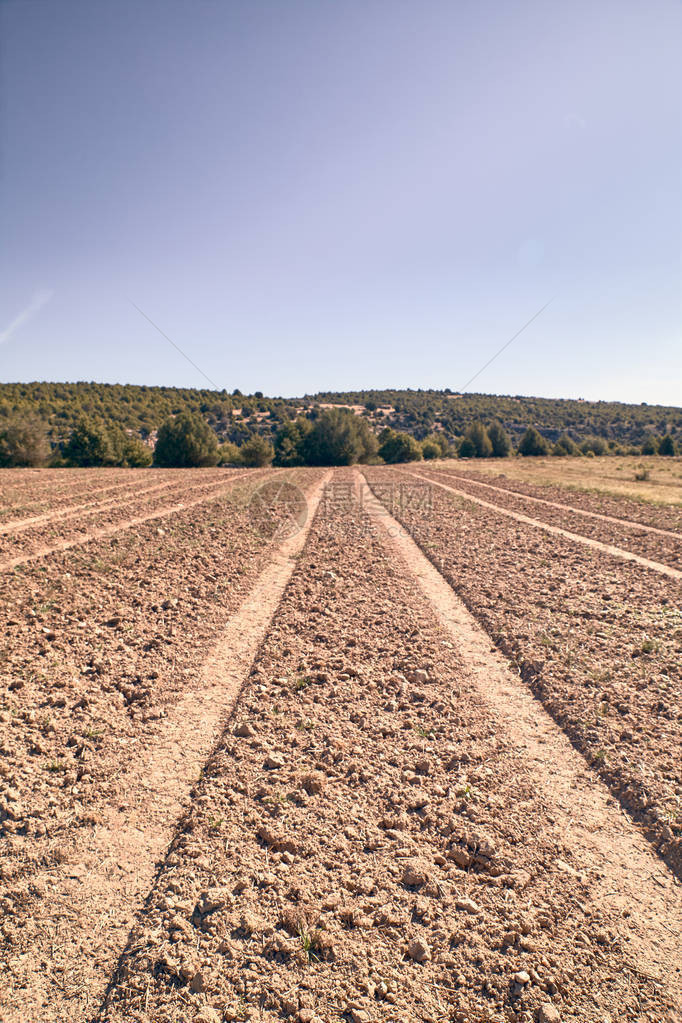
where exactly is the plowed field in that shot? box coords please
[1,467,680,1023]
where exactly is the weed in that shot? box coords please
[640,638,658,655]
[299,926,321,963]
[45,759,65,773]
[412,723,432,738]
[295,675,312,691]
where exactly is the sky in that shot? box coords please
[1,0,680,404]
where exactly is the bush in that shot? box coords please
[0,416,51,467]
[240,434,274,467]
[274,419,311,466]
[219,442,242,466]
[658,434,675,456]
[107,426,153,467]
[641,435,659,456]
[458,437,477,458]
[487,420,511,457]
[464,421,493,458]
[302,408,377,466]
[154,413,219,467]
[580,435,608,456]
[517,427,549,456]
[63,418,113,466]
[378,429,423,463]
[421,439,441,460]
[553,433,580,456]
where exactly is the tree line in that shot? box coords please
[0,407,677,468]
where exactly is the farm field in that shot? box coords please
[1,466,681,1023]
[445,456,682,508]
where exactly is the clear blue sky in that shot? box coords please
[1,0,680,403]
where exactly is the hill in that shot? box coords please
[1,381,680,452]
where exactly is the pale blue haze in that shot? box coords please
[1,0,680,402]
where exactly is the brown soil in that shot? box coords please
[2,467,681,1023]
[429,468,682,567]
[0,471,268,569]
[410,469,682,581]
[364,467,682,878]
[0,469,328,1022]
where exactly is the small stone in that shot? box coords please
[195,1009,221,1023]
[539,1006,561,1023]
[300,771,325,794]
[514,970,531,985]
[407,937,431,963]
[264,752,285,770]
[402,858,431,887]
[234,722,255,737]
[456,897,480,914]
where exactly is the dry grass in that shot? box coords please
[442,455,682,505]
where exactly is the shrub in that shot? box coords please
[240,434,274,467]
[154,413,219,467]
[0,416,51,467]
[580,435,608,456]
[421,439,441,460]
[487,420,511,457]
[658,434,675,456]
[553,433,580,456]
[517,427,549,456]
[458,437,477,458]
[274,419,311,466]
[378,429,423,463]
[302,408,377,466]
[63,418,113,466]
[641,435,659,456]
[107,426,153,467]
[219,442,242,466]
[464,421,493,458]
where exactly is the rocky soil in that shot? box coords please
[0,468,320,1014]
[426,467,682,566]
[364,468,682,877]
[99,476,679,1023]
[1,467,681,1023]
[442,465,682,532]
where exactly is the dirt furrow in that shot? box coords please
[0,477,186,535]
[0,472,330,1023]
[437,470,681,539]
[364,466,682,880]
[410,470,682,581]
[360,470,682,1005]
[0,471,261,571]
[94,471,680,1023]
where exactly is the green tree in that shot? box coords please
[154,413,219,467]
[641,435,659,455]
[219,442,242,465]
[274,419,311,466]
[302,408,377,466]
[107,425,153,467]
[378,429,423,463]
[458,436,477,458]
[464,421,493,457]
[518,427,549,456]
[63,418,113,466]
[239,434,274,467]
[658,434,675,456]
[0,416,51,467]
[487,420,511,457]
[421,438,441,460]
[553,433,580,456]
